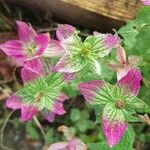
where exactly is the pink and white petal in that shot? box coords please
[21,105,38,121]
[22,58,44,83]
[56,24,76,41]
[79,80,105,103]
[63,73,77,82]
[102,116,127,148]
[52,101,66,115]
[68,138,87,150]
[104,34,120,49]
[6,94,22,109]
[21,66,41,83]
[117,69,142,96]
[43,111,56,123]
[55,93,69,102]
[43,39,65,57]
[34,33,50,55]
[24,57,44,76]
[51,93,68,115]
[0,40,26,64]
[117,66,130,81]
[116,46,127,64]
[48,142,68,150]
[94,32,120,49]
[54,55,85,73]
[17,21,37,43]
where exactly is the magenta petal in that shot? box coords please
[34,33,50,55]
[56,24,76,41]
[21,105,38,121]
[43,39,65,57]
[79,80,105,103]
[104,34,120,49]
[55,93,69,102]
[102,116,128,148]
[51,93,68,115]
[43,111,56,123]
[24,57,44,75]
[17,21,37,43]
[21,66,40,83]
[21,58,44,83]
[0,40,25,65]
[117,69,142,96]
[63,73,76,82]
[6,94,22,109]
[52,101,66,115]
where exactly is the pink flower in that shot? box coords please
[6,58,68,122]
[48,126,87,150]
[54,25,120,75]
[141,0,150,5]
[0,21,64,66]
[79,69,143,147]
[108,46,140,81]
[48,138,87,150]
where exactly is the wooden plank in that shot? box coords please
[6,0,142,32]
[60,0,141,22]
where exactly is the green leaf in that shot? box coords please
[135,7,150,26]
[70,108,81,122]
[133,26,150,57]
[123,109,140,122]
[118,22,138,50]
[26,121,39,140]
[76,120,95,132]
[94,105,103,123]
[44,73,64,88]
[88,142,109,150]
[81,110,90,120]
[127,97,147,109]
[44,128,54,144]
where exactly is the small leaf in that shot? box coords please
[26,121,39,140]
[76,120,95,132]
[70,108,81,122]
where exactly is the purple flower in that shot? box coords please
[79,69,144,147]
[0,21,64,66]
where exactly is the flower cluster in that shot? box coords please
[0,21,147,148]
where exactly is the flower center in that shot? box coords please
[25,43,37,56]
[115,100,125,109]
[81,48,89,56]
[34,92,44,102]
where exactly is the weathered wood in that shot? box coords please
[60,0,141,22]
[5,0,142,32]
